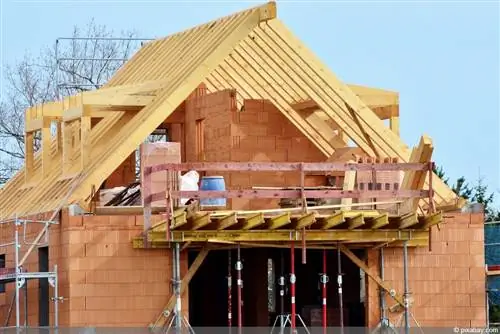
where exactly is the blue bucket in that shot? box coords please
[200,176,227,207]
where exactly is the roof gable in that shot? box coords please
[0,1,460,219]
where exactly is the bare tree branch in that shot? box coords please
[0,19,145,186]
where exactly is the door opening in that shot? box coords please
[38,247,49,327]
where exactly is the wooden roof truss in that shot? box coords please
[0,1,463,221]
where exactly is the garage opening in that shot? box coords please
[188,247,366,327]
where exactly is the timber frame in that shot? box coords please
[0,1,464,222]
[132,161,442,249]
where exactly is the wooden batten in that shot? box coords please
[24,132,34,183]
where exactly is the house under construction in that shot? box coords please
[0,1,486,330]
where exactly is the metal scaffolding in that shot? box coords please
[0,217,60,329]
[54,36,155,99]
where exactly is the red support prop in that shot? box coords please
[165,171,171,242]
[290,241,296,333]
[322,249,327,334]
[236,244,243,333]
[300,163,307,265]
[228,250,232,329]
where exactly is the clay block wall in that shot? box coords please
[184,84,234,163]
[0,211,187,327]
[366,212,486,327]
[64,213,188,326]
[0,211,68,326]
[229,99,327,210]
[104,152,136,189]
[140,142,181,207]
[181,88,331,210]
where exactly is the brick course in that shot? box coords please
[0,211,187,327]
[366,212,486,328]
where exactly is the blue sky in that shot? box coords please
[1,0,499,205]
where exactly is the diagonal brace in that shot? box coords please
[339,244,404,308]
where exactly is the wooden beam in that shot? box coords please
[73,3,274,208]
[150,247,210,329]
[216,212,238,230]
[189,212,212,230]
[291,94,399,120]
[265,20,458,209]
[63,106,86,122]
[398,212,419,229]
[389,106,400,136]
[94,205,167,215]
[346,84,399,108]
[80,116,91,170]
[290,99,317,112]
[327,147,364,162]
[340,160,357,210]
[62,120,74,174]
[421,211,443,229]
[401,135,433,211]
[339,244,404,307]
[346,213,364,229]
[56,122,62,154]
[240,213,265,230]
[41,118,52,178]
[24,132,34,182]
[369,213,389,229]
[318,211,345,229]
[163,229,428,243]
[267,212,291,229]
[25,118,44,132]
[212,48,334,157]
[301,110,349,148]
[171,212,188,229]
[292,212,316,229]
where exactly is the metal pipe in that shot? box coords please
[290,241,296,333]
[299,163,307,265]
[403,241,410,334]
[228,250,232,329]
[24,281,27,327]
[322,249,327,334]
[58,57,130,61]
[14,219,20,329]
[279,251,285,333]
[380,248,387,328]
[236,243,243,333]
[55,39,59,100]
[337,244,344,334]
[56,37,154,41]
[54,264,59,329]
[174,243,182,333]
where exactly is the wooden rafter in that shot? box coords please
[401,135,434,212]
[262,19,459,208]
[1,1,462,220]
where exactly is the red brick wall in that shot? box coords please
[366,212,486,327]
